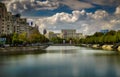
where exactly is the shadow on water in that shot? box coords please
[0,50,47,56]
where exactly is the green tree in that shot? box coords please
[12,33,20,45]
[50,37,63,44]
[28,29,49,43]
[18,32,27,43]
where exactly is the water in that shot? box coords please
[0,46,120,77]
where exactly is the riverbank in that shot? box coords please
[78,44,120,52]
[0,45,48,55]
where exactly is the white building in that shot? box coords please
[45,29,84,39]
[61,29,83,39]
[45,31,57,39]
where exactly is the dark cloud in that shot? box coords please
[83,0,120,6]
[1,0,94,15]
[2,0,59,14]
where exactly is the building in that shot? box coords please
[56,33,61,38]
[0,3,8,35]
[15,18,28,34]
[5,12,14,34]
[61,29,83,39]
[61,29,76,39]
[45,29,84,39]
[100,29,109,34]
[0,2,35,37]
[75,33,83,39]
[45,31,57,39]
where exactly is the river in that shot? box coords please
[0,46,120,77]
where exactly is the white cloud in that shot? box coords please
[115,6,120,15]
[5,0,59,14]
[27,7,120,35]
[91,10,108,19]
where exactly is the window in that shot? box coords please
[2,19,4,21]
[7,28,9,30]
[7,25,9,27]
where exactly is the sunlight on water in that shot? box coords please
[79,47,116,54]
[46,46,80,50]
[46,46,116,55]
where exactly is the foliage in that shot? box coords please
[79,30,120,44]
[50,37,63,43]
[12,33,21,44]
[28,29,49,43]
[18,32,27,42]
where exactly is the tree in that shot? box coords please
[18,32,27,43]
[78,30,120,44]
[106,30,116,35]
[93,32,104,37]
[12,33,20,45]
[116,31,120,43]
[28,29,49,43]
[50,37,63,44]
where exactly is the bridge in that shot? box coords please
[49,44,77,46]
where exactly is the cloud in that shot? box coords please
[1,0,120,35]
[27,6,120,35]
[84,0,120,6]
[4,0,59,14]
[115,6,120,15]
[91,10,108,19]
[2,0,94,15]
[59,0,94,10]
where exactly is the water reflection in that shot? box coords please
[0,46,120,77]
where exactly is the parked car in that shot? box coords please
[4,44,10,47]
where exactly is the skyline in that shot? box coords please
[1,0,120,35]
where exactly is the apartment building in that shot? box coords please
[0,3,7,35]
[0,2,34,37]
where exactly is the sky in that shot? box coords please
[1,0,120,35]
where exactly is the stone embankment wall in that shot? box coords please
[117,46,120,51]
[92,44,100,49]
[76,44,120,51]
[102,45,113,51]
[0,46,47,52]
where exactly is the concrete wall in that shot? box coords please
[0,46,48,53]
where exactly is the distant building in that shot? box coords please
[55,33,61,38]
[61,29,83,39]
[75,33,83,39]
[61,29,76,39]
[43,29,47,35]
[100,29,109,34]
[45,31,57,39]
[45,29,84,39]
